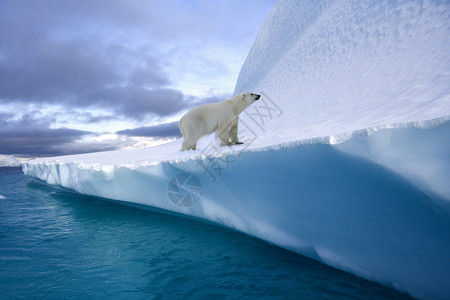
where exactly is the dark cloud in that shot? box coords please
[0,125,93,157]
[117,121,181,138]
[0,1,188,121]
[56,111,117,125]
[0,36,183,120]
[83,114,117,124]
[0,110,54,128]
[87,87,190,121]
[0,113,117,156]
[0,111,15,122]
[0,127,121,157]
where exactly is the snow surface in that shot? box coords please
[23,0,450,299]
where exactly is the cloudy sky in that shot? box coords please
[0,0,275,157]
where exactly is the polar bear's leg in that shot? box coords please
[181,127,200,150]
[180,119,190,151]
[229,118,243,145]
[216,119,237,146]
[182,139,197,151]
[183,142,196,151]
[180,119,200,151]
[181,131,199,150]
[218,132,230,147]
[217,124,232,147]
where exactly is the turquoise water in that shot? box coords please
[0,168,412,299]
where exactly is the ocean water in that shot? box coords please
[0,167,412,299]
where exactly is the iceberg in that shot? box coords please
[23,0,450,299]
[0,156,21,167]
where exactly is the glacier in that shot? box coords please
[23,0,450,299]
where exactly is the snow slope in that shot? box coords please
[23,0,450,299]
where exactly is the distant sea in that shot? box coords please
[0,167,412,299]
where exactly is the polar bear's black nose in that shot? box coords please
[255,94,261,100]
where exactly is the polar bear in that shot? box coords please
[179,92,261,151]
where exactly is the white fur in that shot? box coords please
[179,92,260,151]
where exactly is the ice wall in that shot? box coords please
[23,0,450,298]
[22,123,450,299]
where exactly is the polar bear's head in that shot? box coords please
[232,92,260,114]
[242,92,260,107]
